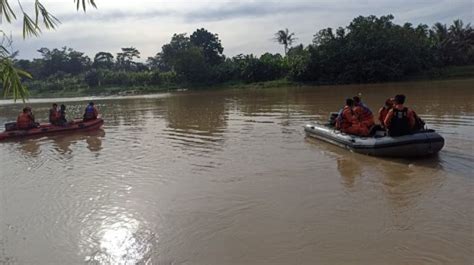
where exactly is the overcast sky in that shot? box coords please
[2,0,472,60]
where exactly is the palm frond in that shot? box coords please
[0,0,17,23]
[0,58,31,102]
[22,13,41,38]
[36,1,60,29]
[75,0,96,12]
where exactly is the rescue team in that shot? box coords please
[15,96,420,137]
[16,102,99,130]
[336,94,424,137]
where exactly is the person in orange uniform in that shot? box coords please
[378,98,394,128]
[336,98,369,136]
[384,94,416,136]
[17,107,37,130]
[353,96,374,131]
[83,102,99,121]
[49,103,60,125]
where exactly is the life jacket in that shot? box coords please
[354,103,373,122]
[388,107,411,136]
[336,106,354,130]
[49,109,60,123]
[17,113,33,129]
[378,107,390,126]
[84,105,96,120]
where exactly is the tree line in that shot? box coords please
[13,15,473,94]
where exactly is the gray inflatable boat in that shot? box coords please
[304,124,444,157]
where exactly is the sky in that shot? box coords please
[2,0,473,61]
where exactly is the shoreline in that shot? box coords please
[21,65,474,99]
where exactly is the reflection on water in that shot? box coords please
[17,139,41,156]
[82,211,154,265]
[336,156,361,188]
[14,129,106,156]
[0,79,473,264]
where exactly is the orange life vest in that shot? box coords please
[378,107,390,127]
[17,113,33,129]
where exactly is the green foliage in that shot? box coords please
[288,15,472,83]
[93,52,114,69]
[286,45,313,81]
[0,0,96,100]
[430,20,474,66]
[156,31,217,83]
[84,69,100,87]
[116,47,141,71]
[33,47,91,76]
[174,46,211,83]
[5,17,474,98]
[0,58,31,101]
[190,28,224,65]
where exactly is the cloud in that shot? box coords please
[8,0,473,60]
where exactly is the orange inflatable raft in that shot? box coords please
[0,118,104,141]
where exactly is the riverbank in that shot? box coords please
[26,65,474,99]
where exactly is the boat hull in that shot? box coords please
[304,124,444,157]
[0,118,104,141]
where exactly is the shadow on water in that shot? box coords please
[305,136,444,169]
[305,133,473,179]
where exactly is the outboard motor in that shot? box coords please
[328,112,339,127]
[4,122,17,131]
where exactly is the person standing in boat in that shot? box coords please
[384,94,416,136]
[336,98,369,136]
[353,96,374,131]
[49,103,60,125]
[83,102,99,121]
[17,107,38,130]
[378,98,394,128]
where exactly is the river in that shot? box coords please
[0,79,473,264]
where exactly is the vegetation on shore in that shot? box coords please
[7,15,474,98]
[24,65,474,98]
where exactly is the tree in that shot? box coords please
[447,20,473,65]
[190,28,224,65]
[0,0,96,101]
[430,20,473,65]
[116,47,141,70]
[159,33,191,70]
[173,46,210,83]
[93,52,114,69]
[274,28,296,55]
[35,47,90,77]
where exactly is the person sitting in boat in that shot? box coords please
[336,98,369,136]
[49,103,60,125]
[57,104,68,126]
[83,102,99,121]
[353,96,374,130]
[378,98,394,128]
[384,94,416,136]
[17,107,38,130]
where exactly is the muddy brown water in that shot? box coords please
[0,79,473,264]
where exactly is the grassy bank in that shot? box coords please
[26,65,474,99]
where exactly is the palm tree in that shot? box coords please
[275,28,296,55]
[448,20,474,64]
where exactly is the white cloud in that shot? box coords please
[3,0,472,60]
